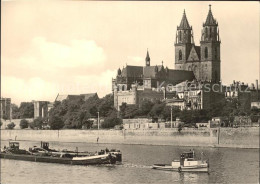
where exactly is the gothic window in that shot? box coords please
[205,28,208,38]
[122,85,125,91]
[179,31,182,42]
[179,50,182,60]
[209,28,212,38]
[205,47,208,59]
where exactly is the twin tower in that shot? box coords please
[174,5,221,83]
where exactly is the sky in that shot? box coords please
[1,1,259,105]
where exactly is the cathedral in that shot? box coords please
[175,5,221,83]
[113,5,222,111]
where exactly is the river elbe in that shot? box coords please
[1,141,259,184]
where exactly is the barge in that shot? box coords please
[1,141,121,165]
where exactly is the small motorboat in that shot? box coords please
[152,150,209,173]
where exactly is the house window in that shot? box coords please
[205,47,208,59]
[179,50,182,60]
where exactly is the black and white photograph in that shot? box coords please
[1,1,259,184]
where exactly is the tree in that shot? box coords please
[120,104,139,119]
[119,103,127,118]
[149,102,165,122]
[48,115,64,130]
[0,121,3,127]
[12,104,20,119]
[30,117,43,129]
[98,94,114,117]
[20,119,29,129]
[179,110,193,124]
[178,123,182,132]
[138,99,154,117]
[2,114,8,121]
[19,102,34,118]
[47,93,116,129]
[78,111,92,129]
[102,110,122,129]
[7,122,16,129]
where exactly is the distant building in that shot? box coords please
[55,93,98,102]
[33,101,49,119]
[165,80,224,110]
[249,80,260,103]
[196,122,209,128]
[0,97,11,120]
[224,81,251,111]
[234,116,252,127]
[251,102,260,109]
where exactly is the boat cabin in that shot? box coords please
[9,142,20,150]
[181,151,194,160]
[41,142,50,150]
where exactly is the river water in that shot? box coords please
[1,141,259,184]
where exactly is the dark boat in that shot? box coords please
[1,141,121,165]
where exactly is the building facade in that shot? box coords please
[33,101,49,119]
[113,5,222,111]
[0,97,11,120]
[175,6,221,83]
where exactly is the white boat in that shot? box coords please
[152,151,209,173]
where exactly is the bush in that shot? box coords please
[30,117,44,129]
[20,119,29,129]
[102,110,122,129]
[6,122,16,129]
[178,124,182,132]
[48,115,64,130]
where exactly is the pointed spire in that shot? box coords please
[117,67,121,75]
[178,9,191,29]
[146,49,150,61]
[145,49,150,66]
[205,5,217,26]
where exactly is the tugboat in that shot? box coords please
[1,141,122,165]
[152,150,209,173]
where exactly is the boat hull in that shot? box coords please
[0,153,115,165]
[152,164,209,173]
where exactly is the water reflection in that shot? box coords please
[1,141,259,184]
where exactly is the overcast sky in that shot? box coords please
[2,1,259,105]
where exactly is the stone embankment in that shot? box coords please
[1,127,259,149]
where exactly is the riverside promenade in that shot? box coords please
[1,127,259,149]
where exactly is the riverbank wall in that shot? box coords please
[1,127,259,149]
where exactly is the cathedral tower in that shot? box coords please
[200,5,221,83]
[145,50,150,66]
[175,10,193,70]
